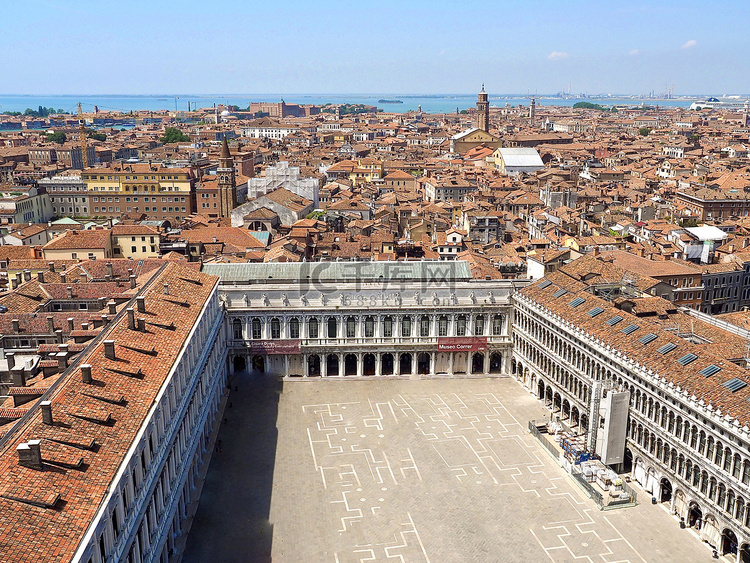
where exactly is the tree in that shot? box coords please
[45,131,67,144]
[87,130,106,142]
[160,127,190,144]
[639,126,652,136]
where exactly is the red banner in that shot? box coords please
[249,340,301,355]
[437,337,487,352]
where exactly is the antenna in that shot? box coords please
[78,102,89,169]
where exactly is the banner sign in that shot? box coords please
[249,340,301,355]
[437,337,487,352]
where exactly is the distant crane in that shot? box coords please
[78,102,89,169]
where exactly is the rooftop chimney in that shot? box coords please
[17,440,42,469]
[40,401,53,425]
[37,271,45,283]
[108,300,117,315]
[57,352,68,370]
[12,319,20,333]
[163,283,169,295]
[23,269,31,282]
[15,272,22,286]
[81,364,92,383]
[55,329,63,343]
[81,322,89,331]
[11,278,18,290]
[137,318,146,332]
[60,272,66,284]
[101,314,109,326]
[127,308,135,330]
[6,352,15,370]
[80,272,87,282]
[67,317,74,331]
[48,262,55,273]
[103,340,116,360]
[130,274,136,289]
[47,316,55,333]
[106,262,113,279]
[136,296,146,313]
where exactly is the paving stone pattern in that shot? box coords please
[184,376,715,563]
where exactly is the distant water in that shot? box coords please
[0,94,697,115]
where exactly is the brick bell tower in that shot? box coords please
[217,136,237,219]
[476,84,489,132]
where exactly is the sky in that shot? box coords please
[3,0,749,96]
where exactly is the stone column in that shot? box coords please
[338,353,345,377]
[411,353,417,377]
[468,353,473,376]
[395,354,401,376]
[502,352,512,375]
[303,353,309,378]
[430,352,436,376]
[448,352,454,376]
[357,353,363,377]
[483,351,489,376]
[375,352,381,377]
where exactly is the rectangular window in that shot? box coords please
[383,317,392,338]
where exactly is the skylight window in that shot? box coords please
[553,288,567,298]
[657,343,677,354]
[621,324,639,335]
[569,297,586,308]
[587,307,605,317]
[676,353,698,366]
[699,364,722,377]
[606,315,623,326]
[639,333,658,345]
[539,279,552,289]
[723,378,747,392]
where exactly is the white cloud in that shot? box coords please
[681,39,697,49]
[548,51,569,61]
[629,49,640,56]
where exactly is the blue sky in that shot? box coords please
[3,0,748,95]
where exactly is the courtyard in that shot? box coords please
[182,375,716,563]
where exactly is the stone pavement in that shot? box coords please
[182,375,716,563]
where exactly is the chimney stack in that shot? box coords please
[127,308,135,330]
[66,286,73,299]
[130,274,136,289]
[60,273,66,284]
[55,329,63,343]
[101,314,109,326]
[137,318,146,332]
[136,296,146,313]
[81,322,89,331]
[37,271,45,283]
[163,283,169,295]
[67,318,74,331]
[23,269,31,282]
[80,272,87,283]
[48,262,55,273]
[40,401,53,425]
[17,440,42,469]
[11,278,18,290]
[47,316,55,334]
[15,272,22,286]
[81,364,92,383]
[6,352,15,370]
[12,319,20,333]
[103,340,116,360]
[106,262,113,279]
[108,300,117,315]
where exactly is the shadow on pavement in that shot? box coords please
[182,370,282,563]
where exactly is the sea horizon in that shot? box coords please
[0,93,739,115]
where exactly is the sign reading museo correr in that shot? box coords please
[249,340,302,354]
[437,337,487,352]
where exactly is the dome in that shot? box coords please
[221,110,231,117]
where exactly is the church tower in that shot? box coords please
[476,85,489,131]
[529,98,536,127]
[217,137,237,219]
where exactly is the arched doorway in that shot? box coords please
[326,354,339,377]
[399,353,412,375]
[622,448,633,474]
[553,393,562,413]
[308,354,321,377]
[570,406,580,428]
[739,543,750,563]
[382,353,394,375]
[251,355,265,373]
[538,380,545,400]
[721,529,739,557]
[580,413,588,430]
[659,478,672,503]
[345,354,358,376]
[363,353,376,376]
[233,355,246,373]
[489,352,502,374]
[562,399,571,421]
[687,502,702,528]
[472,352,484,374]
[417,352,430,375]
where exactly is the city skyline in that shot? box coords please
[4,0,749,96]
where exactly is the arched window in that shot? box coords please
[456,315,467,336]
[270,318,281,339]
[492,315,503,335]
[289,317,300,339]
[401,316,411,337]
[346,316,356,338]
[308,318,319,339]
[327,317,337,338]
[233,319,242,340]
[733,454,742,480]
[364,316,375,338]
[251,318,262,339]
[420,315,430,337]
[474,315,484,336]
[438,315,448,336]
[382,316,393,338]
